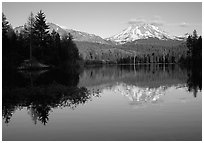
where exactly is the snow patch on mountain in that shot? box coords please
[173,33,190,41]
[106,23,174,44]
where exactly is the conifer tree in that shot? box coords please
[2,13,10,37]
[60,33,79,64]
[23,12,35,40]
[23,12,35,61]
[33,10,49,59]
[48,29,61,65]
[34,10,49,42]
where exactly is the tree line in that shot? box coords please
[184,30,202,67]
[2,11,202,68]
[184,30,202,94]
[116,31,201,65]
[2,10,80,69]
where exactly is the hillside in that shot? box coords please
[75,41,133,62]
[48,23,110,44]
[13,22,188,63]
[75,40,187,63]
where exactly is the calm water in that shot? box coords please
[2,64,202,141]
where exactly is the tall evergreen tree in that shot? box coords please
[2,13,10,38]
[33,10,49,59]
[186,35,193,56]
[23,12,35,39]
[186,30,202,66]
[23,12,35,61]
[46,30,61,65]
[34,10,49,42]
[61,33,79,64]
[2,13,20,68]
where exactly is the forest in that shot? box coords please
[2,10,202,69]
[3,10,80,70]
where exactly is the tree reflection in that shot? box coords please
[2,68,100,125]
[186,66,202,97]
[3,64,201,125]
[79,64,188,89]
[79,64,201,98]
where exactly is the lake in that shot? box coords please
[2,64,202,141]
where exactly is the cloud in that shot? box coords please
[128,18,146,25]
[128,16,165,27]
[153,15,161,20]
[178,22,190,27]
[150,20,164,27]
[149,15,164,27]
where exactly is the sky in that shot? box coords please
[2,2,202,38]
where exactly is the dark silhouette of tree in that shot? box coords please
[2,13,10,56]
[33,10,49,60]
[45,29,61,65]
[23,12,35,40]
[21,12,36,64]
[184,30,202,97]
[187,67,202,98]
[2,13,20,69]
[186,30,202,66]
[2,13,10,37]
[3,11,82,69]
[60,33,80,65]
[2,68,100,125]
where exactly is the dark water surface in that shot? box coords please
[2,64,202,141]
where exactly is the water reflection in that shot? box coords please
[78,64,201,106]
[2,68,100,125]
[186,66,202,97]
[79,64,188,88]
[2,64,201,126]
[112,83,167,105]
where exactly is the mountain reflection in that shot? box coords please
[2,64,201,125]
[79,64,201,103]
[112,83,167,105]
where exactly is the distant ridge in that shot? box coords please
[14,22,188,46]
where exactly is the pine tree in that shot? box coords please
[186,35,192,56]
[2,13,20,68]
[23,12,35,62]
[33,10,49,59]
[60,33,79,64]
[48,30,61,65]
[23,12,35,39]
[2,13,10,54]
[2,13,10,37]
[186,30,202,66]
[34,10,49,42]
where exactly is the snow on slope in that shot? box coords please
[106,23,173,44]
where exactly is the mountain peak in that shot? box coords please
[47,22,110,44]
[106,23,172,44]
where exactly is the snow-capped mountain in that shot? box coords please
[173,33,190,41]
[106,23,173,44]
